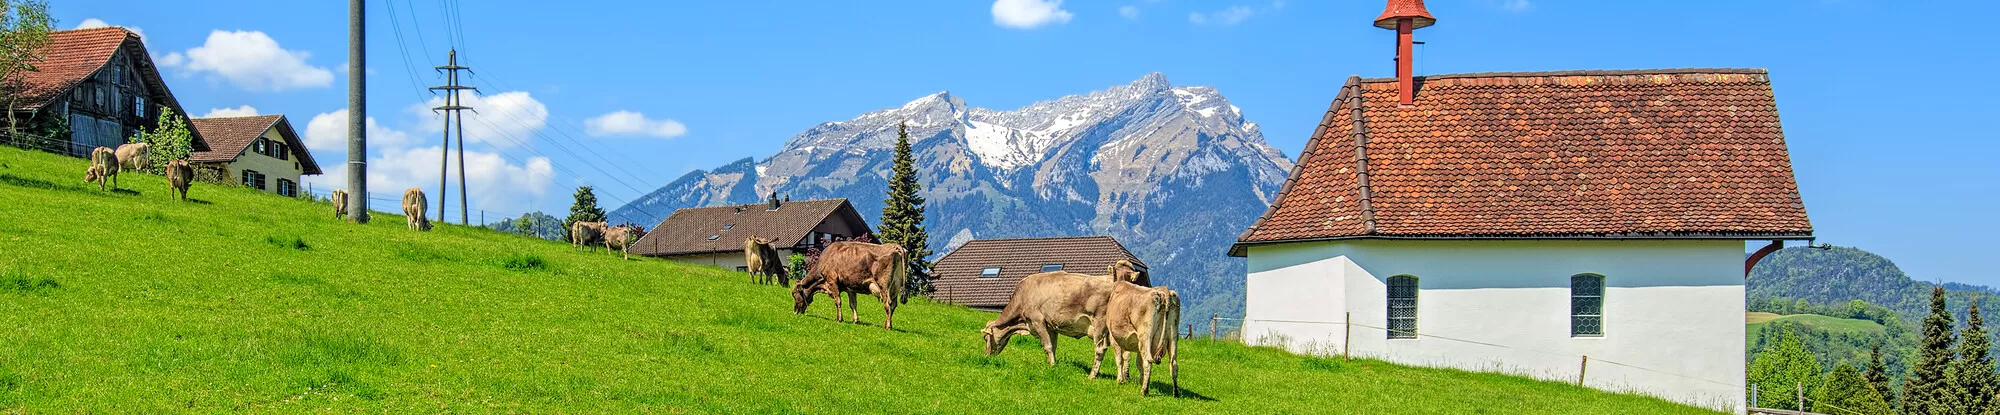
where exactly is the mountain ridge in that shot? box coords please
[611,73,1293,318]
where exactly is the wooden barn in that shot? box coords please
[1,27,208,157]
[627,197,871,270]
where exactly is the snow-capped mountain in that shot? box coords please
[611,73,1294,317]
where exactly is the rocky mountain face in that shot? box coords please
[610,73,1294,318]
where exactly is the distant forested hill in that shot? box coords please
[1748,245,1998,375]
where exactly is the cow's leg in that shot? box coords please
[1089,334,1109,379]
[831,289,846,322]
[847,291,860,324]
[876,285,896,330]
[1170,339,1180,398]
[1113,346,1130,383]
[1138,337,1154,396]
[1032,325,1057,366]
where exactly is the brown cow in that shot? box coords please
[402,188,431,231]
[571,221,606,252]
[981,271,1121,377]
[603,225,642,260]
[82,146,119,191]
[115,142,151,172]
[791,241,907,329]
[1102,282,1182,397]
[744,237,788,286]
[330,189,350,220]
[165,160,193,201]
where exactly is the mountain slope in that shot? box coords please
[0,146,1710,413]
[1749,245,2000,323]
[611,73,1294,318]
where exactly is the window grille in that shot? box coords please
[1572,274,1605,337]
[1387,275,1419,339]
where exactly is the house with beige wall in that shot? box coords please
[188,115,321,197]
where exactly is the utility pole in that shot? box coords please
[344,0,369,224]
[431,50,475,225]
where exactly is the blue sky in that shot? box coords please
[58,1,1999,286]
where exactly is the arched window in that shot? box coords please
[1572,274,1605,337]
[1387,275,1419,339]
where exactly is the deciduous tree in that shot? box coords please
[1,0,54,134]
[1749,325,1823,410]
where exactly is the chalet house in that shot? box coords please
[931,236,1148,310]
[1228,2,1811,412]
[189,115,322,196]
[628,197,871,270]
[2,27,207,157]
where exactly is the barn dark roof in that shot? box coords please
[1232,69,1813,256]
[628,198,865,257]
[188,115,322,174]
[931,236,1145,308]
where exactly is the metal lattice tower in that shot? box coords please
[430,50,476,225]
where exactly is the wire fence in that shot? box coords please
[1,131,96,158]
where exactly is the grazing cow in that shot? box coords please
[571,221,606,252]
[791,241,908,330]
[165,160,193,201]
[1102,282,1182,397]
[330,189,350,220]
[744,237,788,286]
[603,225,643,260]
[981,271,1121,377]
[82,146,119,191]
[402,188,431,231]
[115,143,151,172]
[1107,260,1149,286]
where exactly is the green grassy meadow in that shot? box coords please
[1746,312,1887,350]
[0,146,1718,413]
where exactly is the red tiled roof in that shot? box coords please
[1232,69,1812,255]
[188,115,323,175]
[5,27,129,110]
[629,199,868,257]
[931,236,1146,308]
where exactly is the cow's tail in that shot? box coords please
[890,247,910,306]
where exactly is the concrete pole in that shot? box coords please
[454,60,467,225]
[345,0,369,223]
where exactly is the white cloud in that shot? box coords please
[304,147,555,217]
[583,111,688,139]
[160,30,334,91]
[1119,5,1140,20]
[74,18,144,40]
[303,109,418,152]
[1190,6,1255,26]
[200,105,259,118]
[992,0,1073,29]
[1502,0,1532,12]
[412,91,549,149]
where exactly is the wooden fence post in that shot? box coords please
[1796,382,1803,412]
[1209,314,1218,340]
[1750,384,1758,409]
[1343,311,1353,361]
[1576,355,1589,386]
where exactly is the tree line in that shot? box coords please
[1751,287,1997,414]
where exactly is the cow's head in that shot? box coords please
[791,281,815,314]
[981,325,1023,356]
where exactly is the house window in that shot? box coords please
[241,170,266,190]
[255,138,268,155]
[276,179,298,198]
[133,96,145,119]
[1040,264,1063,272]
[1387,275,1418,339]
[706,235,720,241]
[723,224,734,230]
[979,267,1002,277]
[1572,274,1605,337]
[275,142,289,160]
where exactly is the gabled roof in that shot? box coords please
[1232,69,1812,256]
[5,27,207,152]
[629,198,867,257]
[931,236,1146,308]
[187,115,322,175]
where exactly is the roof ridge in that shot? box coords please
[1357,68,1769,83]
[964,235,1115,242]
[194,114,285,120]
[1347,80,1378,235]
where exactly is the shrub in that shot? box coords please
[498,253,549,272]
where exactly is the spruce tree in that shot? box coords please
[1865,343,1896,409]
[1816,363,1894,415]
[1904,286,1960,415]
[564,186,606,240]
[1957,299,1997,415]
[875,122,933,300]
[1748,325,1823,410]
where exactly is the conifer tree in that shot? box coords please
[876,122,933,300]
[1748,325,1823,410]
[1957,299,1997,415]
[1865,343,1896,409]
[564,186,606,240]
[1816,363,1894,415]
[1904,286,1960,415]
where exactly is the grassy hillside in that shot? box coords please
[0,147,1715,413]
[1745,313,1886,350]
